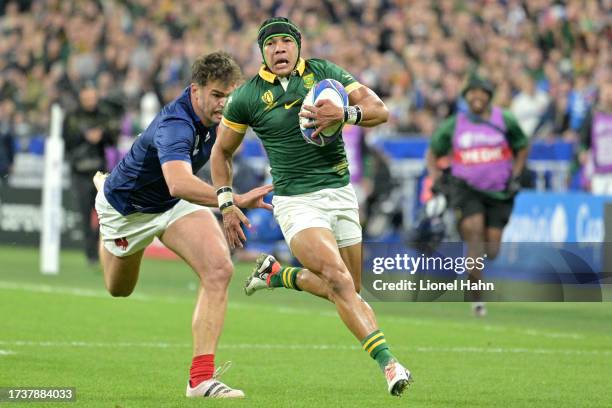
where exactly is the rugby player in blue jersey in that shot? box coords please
[94,52,272,399]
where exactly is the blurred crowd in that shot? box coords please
[0,0,610,164]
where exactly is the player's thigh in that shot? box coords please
[290,227,351,287]
[459,212,485,242]
[484,196,514,230]
[160,207,232,283]
[101,246,145,295]
[95,191,157,295]
[272,192,331,249]
[338,242,362,292]
[482,197,512,258]
[453,189,486,242]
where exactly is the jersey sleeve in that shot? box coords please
[221,86,250,134]
[429,116,457,156]
[323,60,362,94]
[155,118,195,164]
[502,110,529,152]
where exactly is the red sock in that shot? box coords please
[190,354,214,387]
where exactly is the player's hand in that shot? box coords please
[300,99,344,138]
[235,184,274,210]
[221,205,250,249]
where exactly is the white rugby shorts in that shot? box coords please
[95,189,209,257]
[272,183,362,249]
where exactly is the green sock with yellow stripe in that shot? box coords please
[268,267,302,291]
[361,329,395,370]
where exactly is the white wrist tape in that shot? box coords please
[216,187,233,210]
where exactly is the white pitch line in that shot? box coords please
[0,281,181,303]
[0,349,16,356]
[0,281,594,341]
[0,340,608,357]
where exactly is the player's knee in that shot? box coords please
[462,224,484,242]
[202,258,233,291]
[321,265,354,297]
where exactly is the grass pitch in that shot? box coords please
[0,245,610,407]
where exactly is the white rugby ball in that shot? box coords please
[299,79,348,147]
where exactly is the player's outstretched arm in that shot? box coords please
[211,122,265,249]
[161,160,218,206]
[211,122,243,192]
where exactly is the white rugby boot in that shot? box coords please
[244,253,279,296]
[185,362,245,399]
[384,360,413,396]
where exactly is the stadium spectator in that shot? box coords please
[0,99,15,185]
[579,80,612,195]
[510,73,551,139]
[63,83,118,264]
[426,75,529,317]
[1,0,609,145]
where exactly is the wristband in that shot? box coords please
[216,186,233,209]
[343,105,363,125]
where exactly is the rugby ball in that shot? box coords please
[299,79,349,147]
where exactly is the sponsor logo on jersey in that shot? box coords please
[284,98,302,109]
[303,73,315,89]
[333,159,349,175]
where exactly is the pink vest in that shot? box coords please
[451,107,513,191]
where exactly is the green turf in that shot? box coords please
[0,245,611,407]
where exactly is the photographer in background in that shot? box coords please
[0,100,15,186]
[63,82,118,265]
[426,75,529,317]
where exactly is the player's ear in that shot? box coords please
[190,83,200,97]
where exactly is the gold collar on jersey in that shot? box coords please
[258,58,306,83]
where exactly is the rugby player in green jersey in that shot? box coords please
[210,17,412,396]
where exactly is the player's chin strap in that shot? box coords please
[213,361,233,379]
[343,105,363,125]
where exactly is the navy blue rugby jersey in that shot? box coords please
[104,87,216,215]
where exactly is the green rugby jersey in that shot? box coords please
[221,58,362,196]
